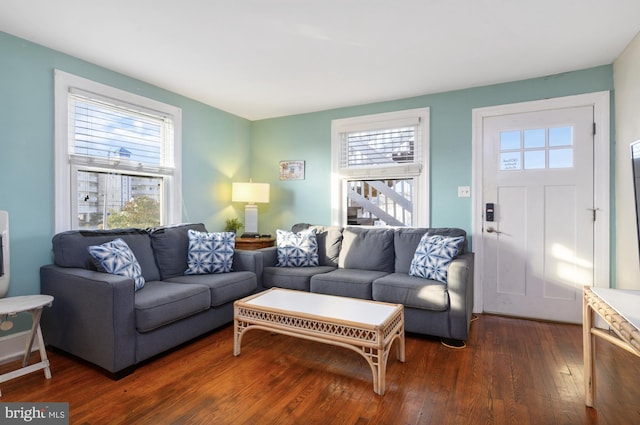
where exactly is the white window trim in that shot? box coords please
[54,70,182,232]
[331,107,430,227]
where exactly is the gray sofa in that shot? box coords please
[40,223,262,377]
[261,224,474,345]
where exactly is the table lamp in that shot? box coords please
[232,182,270,238]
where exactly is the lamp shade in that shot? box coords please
[232,182,270,204]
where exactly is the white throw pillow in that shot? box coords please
[276,228,319,267]
[184,230,235,274]
[88,238,145,291]
[409,234,464,283]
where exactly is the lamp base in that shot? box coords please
[244,204,258,235]
[239,232,260,238]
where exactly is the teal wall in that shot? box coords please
[251,67,615,243]
[0,32,252,297]
[0,29,617,301]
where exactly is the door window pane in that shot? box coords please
[524,150,545,169]
[549,126,573,147]
[500,131,521,150]
[549,149,573,168]
[499,125,575,171]
[500,152,521,170]
[524,129,545,149]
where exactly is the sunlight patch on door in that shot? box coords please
[544,243,594,300]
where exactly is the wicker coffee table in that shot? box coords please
[233,288,405,395]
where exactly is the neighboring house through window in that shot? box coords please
[54,71,182,232]
[331,108,430,227]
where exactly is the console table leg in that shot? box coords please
[583,292,595,407]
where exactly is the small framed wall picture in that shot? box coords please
[279,160,305,180]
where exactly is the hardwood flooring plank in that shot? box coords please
[1,314,639,424]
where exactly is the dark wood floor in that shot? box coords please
[1,314,639,424]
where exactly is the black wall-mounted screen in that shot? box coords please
[631,141,640,258]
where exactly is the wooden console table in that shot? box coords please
[583,286,640,407]
[235,237,275,251]
[0,294,54,396]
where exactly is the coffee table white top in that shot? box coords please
[591,287,640,331]
[0,295,54,315]
[244,289,400,326]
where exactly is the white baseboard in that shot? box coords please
[0,331,40,364]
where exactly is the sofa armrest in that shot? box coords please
[233,249,263,288]
[445,252,475,340]
[258,246,278,268]
[40,264,137,374]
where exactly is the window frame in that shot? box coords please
[330,107,430,227]
[54,70,182,232]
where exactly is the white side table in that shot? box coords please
[0,295,54,396]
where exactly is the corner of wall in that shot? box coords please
[613,31,640,289]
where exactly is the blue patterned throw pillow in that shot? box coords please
[409,234,465,283]
[276,228,319,267]
[185,230,235,275]
[88,238,145,291]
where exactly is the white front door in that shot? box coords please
[481,105,595,323]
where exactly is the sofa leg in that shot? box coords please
[441,338,466,349]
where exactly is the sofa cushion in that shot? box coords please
[166,271,257,307]
[276,228,319,267]
[263,265,336,291]
[409,234,465,283]
[338,227,394,272]
[393,228,428,273]
[372,273,449,311]
[185,230,235,274]
[134,281,211,332]
[149,223,207,279]
[394,228,467,273]
[52,228,161,282]
[310,268,389,300]
[291,224,343,267]
[88,238,146,291]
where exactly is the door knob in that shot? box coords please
[486,227,501,234]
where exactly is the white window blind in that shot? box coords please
[341,126,417,168]
[337,116,423,178]
[68,90,175,174]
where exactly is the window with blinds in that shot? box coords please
[336,115,424,179]
[331,108,430,227]
[341,126,416,167]
[68,90,174,174]
[54,71,182,232]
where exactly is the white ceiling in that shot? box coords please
[1,1,639,121]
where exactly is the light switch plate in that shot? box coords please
[458,186,470,198]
